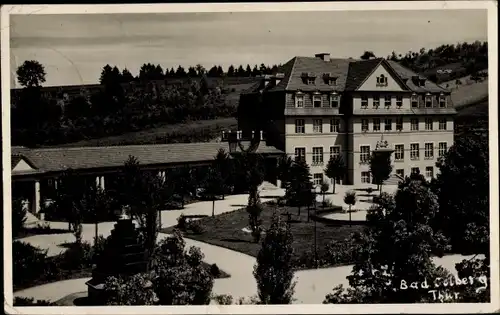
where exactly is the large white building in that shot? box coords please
[239,53,456,186]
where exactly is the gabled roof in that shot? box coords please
[11,142,283,175]
[345,58,385,91]
[11,154,38,170]
[387,60,448,93]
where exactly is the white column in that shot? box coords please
[96,176,100,188]
[33,181,41,213]
[99,176,105,190]
[276,179,282,189]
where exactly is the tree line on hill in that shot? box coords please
[101,62,283,84]
[11,61,234,147]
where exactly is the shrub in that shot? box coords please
[210,263,221,277]
[59,241,94,270]
[177,214,187,231]
[14,297,55,306]
[103,273,158,306]
[321,199,335,209]
[12,198,27,237]
[13,241,48,288]
[213,294,233,305]
[189,220,205,234]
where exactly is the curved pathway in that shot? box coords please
[14,184,479,304]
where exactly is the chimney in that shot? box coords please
[315,53,330,62]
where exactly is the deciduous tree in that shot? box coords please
[16,60,46,88]
[369,152,393,193]
[324,155,346,194]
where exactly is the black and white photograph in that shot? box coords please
[2,2,498,313]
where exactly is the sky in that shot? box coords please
[9,10,488,87]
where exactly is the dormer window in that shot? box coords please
[419,79,426,87]
[425,94,433,108]
[439,94,447,108]
[313,94,322,108]
[307,78,315,85]
[376,74,388,87]
[330,93,340,108]
[295,93,304,108]
[323,73,337,86]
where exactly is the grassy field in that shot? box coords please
[58,117,237,147]
[161,203,364,270]
[444,74,489,108]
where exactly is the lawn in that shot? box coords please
[57,117,237,147]
[161,202,364,270]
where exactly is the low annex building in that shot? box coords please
[238,54,456,185]
[11,141,283,214]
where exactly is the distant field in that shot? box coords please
[444,73,489,108]
[57,117,238,147]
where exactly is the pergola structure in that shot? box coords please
[11,135,283,215]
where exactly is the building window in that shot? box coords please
[329,78,337,86]
[295,94,304,108]
[425,166,434,178]
[373,95,380,107]
[360,146,370,163]
[396,169,404,178]
[394,144,404,161]
[438,142,448,157]
[307,78,315,85]
[396,117,403,131]
[361,96,368,108]
[411,118,419,131]
[425,143,434,159]
[377,75,388,86]
[439,95,447,108]
[384,118,392,131]
[313,119,323,133]
[330,146,340,159]
[373,118,381,131]
[313,173,323,186]
[410,143,420,160]
[312,147,324,165]
[439,118,447,130]
[361,119,369,132]
[330,94,340,107]
[295,147,306,161]
[384,95,392,107]
[425,118,433,130]
[411,94,419,108]
[425,95,432,108]
[313,95,322,108]
[361,171,371,183]
[411,167,420,175]
[330,119,340,132]
[396,95,403,107]
[295,119,305,133]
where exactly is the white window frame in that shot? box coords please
[330,119,340,133]
[410,143,420,160]
[361,171,371,183]
[295,119,305,133]
[411,94,419,108]
[360,145,371,164]
[394,144,405,161]
[396,169,405,178]
[361,119,369,132]
[384,118,392,131]
[424,142,434,160]
[425,166,434,178]
[438,118,447,130]
[376,75,388,86]
[438,142,448,157]
[294,147,306,161]
[313,94,322,108]
[312,147,324,166]
[439,95,447,108]
[425,118,433,130]
[330,94,340,108]
[313,173,323,186]
[313,119,323,133]
[411,118,419,131]
[373,118,381,131]
[307,78,315,85]
[373,95,380,108]
[396,117,403,131]
[295,94,304,108]
[330,146,341,159]
[396,95,403,107]
[384,95,392,107]
[425,95,433,108]
[361,96,369,108]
